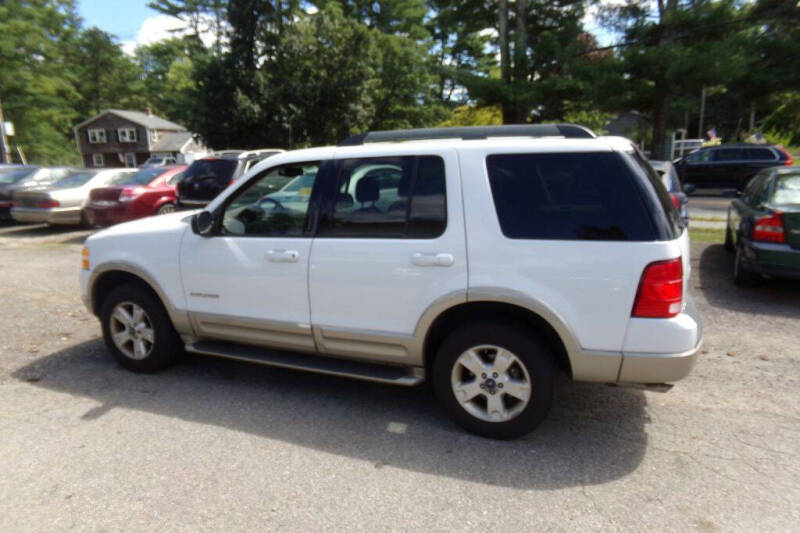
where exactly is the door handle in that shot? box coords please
[266,249,299,263]
[411,252,454,267]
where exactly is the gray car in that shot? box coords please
[11,168,135,226]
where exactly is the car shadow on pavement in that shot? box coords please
[13,339,649,490]
[0,223,93,244]
[698,244,800,318]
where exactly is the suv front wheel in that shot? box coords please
[100,282,182,373]
[433,321,556,439]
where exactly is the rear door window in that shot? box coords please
[745,147,776,161]
[183,159,238,185]
[486,152,656,241]
[319,156,446,238]
[714,148,745,162]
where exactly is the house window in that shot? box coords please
[88,129,107,143]
[118,128,138,143]
[92,153,105,167]
[150,129,159,142]
[124,153,137,168]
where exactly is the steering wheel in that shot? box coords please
[258,197,285,211]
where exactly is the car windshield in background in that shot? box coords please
[109,168,164,186]
[772,174,800,206]
[0,168,38,185]
[183,159,238,182]
[50,171,97,189]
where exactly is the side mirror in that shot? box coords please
[192,211,215,236]
[682,183,696,195]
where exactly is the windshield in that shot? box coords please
[50,171,98,189]
[772,174,800,206]
[109,168,164,186]
[183,158,238,183]
[0,167,38,185]
[278,173,316,194]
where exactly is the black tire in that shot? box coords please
[433,321,556,439]
[733,241,761,286]
[724,224,735,252]
[99,282,182,373]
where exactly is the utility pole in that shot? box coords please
[0,94,9,164]
[697,87,707,140]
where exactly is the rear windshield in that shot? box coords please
[0,167,38,184]
[50,171,98,189]
[183,159,238,183]
[486,152,656,241]
[772,174,800,206]
[109,167,164,186]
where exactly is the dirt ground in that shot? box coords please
[1,222,798,531]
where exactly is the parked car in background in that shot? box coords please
[650,160,690,226]
[176,149,284,208]
[674,143,792,191]
[1,166,87,220]
[11,168,135,226]
[80,125,701,439]
[140,155,178,168]
[0,166,41,220]
[84,166,187,227]
[725,167,800,284]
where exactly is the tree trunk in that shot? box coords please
[498,0,513,123]
[511,0,528,123]
[652,92,671,160]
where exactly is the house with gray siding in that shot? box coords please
[73,109,206,168]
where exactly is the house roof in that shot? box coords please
[151,131,196,152]
[74,109,186,131]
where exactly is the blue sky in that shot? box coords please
[77,0,157,42]
[76,0,616,51]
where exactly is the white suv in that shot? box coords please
[80,125,702,439]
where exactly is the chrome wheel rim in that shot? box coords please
[158,204,175,215]
[450,344,531,423]
[109,302,155,360]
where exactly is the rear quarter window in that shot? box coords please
[486,152,657,241]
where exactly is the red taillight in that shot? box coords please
[35,199,60,208]
[119,187,142,202]
[776,146,793,166]
[669,193,681,210]
[751,212,785,243]
[632,258,683,318]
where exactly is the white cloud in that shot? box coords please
[121,14,218,55]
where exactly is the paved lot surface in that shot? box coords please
[1,222,799,531]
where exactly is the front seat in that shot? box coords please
[355,176,380,213]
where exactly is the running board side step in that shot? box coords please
[185,340,425,386]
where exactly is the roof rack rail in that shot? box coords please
[339,124,596,146]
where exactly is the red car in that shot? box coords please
[84,166,186,227]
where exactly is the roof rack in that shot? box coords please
[339,124,596,146]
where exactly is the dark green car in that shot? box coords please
[725,167,800,284]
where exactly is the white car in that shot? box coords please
[80,125,702,439]
[12,168,136,225]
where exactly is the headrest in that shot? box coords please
[356,176,379,203]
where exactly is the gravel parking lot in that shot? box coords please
[1,222,799,531]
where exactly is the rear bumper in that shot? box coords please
[569,294,703,385]
[741,239,800,280]
[618,295,703,384]
[11,206,82,225]
[177,197,210,209]
[85,205,134,226]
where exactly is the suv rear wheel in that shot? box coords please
[100,283,182,372]
[433,321,556,439]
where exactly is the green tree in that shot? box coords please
[0,0,81,164]
[70,27,147,118]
